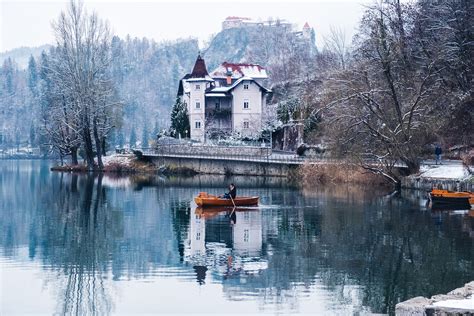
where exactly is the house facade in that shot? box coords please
[177,55,271,142]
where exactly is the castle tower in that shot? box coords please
[302,22,311,39]
[187,54,212,142]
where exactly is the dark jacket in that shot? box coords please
[229,186,236,199]
[435,146,442,155]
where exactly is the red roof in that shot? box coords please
[190,54,209,78]
[303,22,310,28]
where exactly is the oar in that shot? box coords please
[230,194,236,208]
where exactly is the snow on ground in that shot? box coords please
[432,296,474,310]
[419,161,469,179]
[101,154,134,167]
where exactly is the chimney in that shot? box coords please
[226,67,232,85]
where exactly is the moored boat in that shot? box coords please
[429,189,473,209]
[194,192,259,207]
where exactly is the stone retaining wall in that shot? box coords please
[150,155,295,177]
[401,176,473,191]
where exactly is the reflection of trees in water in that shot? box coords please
[314,195,474,314]
[42,174,115,315]
[218,186,474,314]
[2,161,474,315]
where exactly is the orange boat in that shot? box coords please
[194,192,259,207]
[429,189,474,209]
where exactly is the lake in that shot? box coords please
[1,160,473,315]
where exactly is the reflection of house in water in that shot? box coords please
[232,211,262,257]
[184,207,266,284]
[187,212,206,259]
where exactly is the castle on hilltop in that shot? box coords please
[222,16,314,41]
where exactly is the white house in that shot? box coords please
[177,55,272,142]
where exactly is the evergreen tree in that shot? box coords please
[117,129,125,148]
[108,129,116,148]
[141,123,149,148]
[2,58,14,94]
[170,97,190,138]
[29,124,36,147]
[129,127,137,148]
[27,55,38,96]
[152,122,160,139]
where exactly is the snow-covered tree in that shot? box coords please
[45,0,119,169]
[169,97,190,138]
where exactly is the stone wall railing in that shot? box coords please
[152,144,272,157]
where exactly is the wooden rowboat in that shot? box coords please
[194,192,259,207]
[429,189,473,209]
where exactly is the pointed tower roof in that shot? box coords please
[303,22,310,28]
[190,54,209,78]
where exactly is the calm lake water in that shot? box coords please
[1,160,473,315]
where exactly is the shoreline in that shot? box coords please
[46,154,473,192]
[396,282,474,315]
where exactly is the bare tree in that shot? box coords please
[321,0,440,184]
[323,26,350,70]
[47,0,118,170]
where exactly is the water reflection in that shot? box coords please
[1,160,474,315]
[185,207,266,286]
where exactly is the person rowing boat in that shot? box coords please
[219,183,236,200]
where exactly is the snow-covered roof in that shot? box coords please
[205,93,228,97]
[224,16,251,21]
[210,62,268,79]
[207,76,271,94]
[187,76,214,82]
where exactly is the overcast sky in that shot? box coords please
[1,0,372,53]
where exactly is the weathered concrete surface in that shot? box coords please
[396,297,433,316]
[402,176,473,191]
[149,155,297,177]
[396,282,474,316]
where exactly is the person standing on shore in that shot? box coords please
[435,145,442,165]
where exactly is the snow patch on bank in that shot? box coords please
[101,154,134,167]
[419,162,469,179]
[432,296,474,310]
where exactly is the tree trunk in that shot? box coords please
[71,146,78,165]
[404,159,420,175]
[83,127,95,171]
[101,137,107,157]
[82,109,95,171]
[93,118,104,170]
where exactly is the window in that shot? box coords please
[243,121,250,129]
[243,84,249,90]
[243,101,249,109]
[195,121,201,129]
[195,101,200,109]
[215,101,220,110]
[195,84,200,90]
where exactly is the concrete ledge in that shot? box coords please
[401,176,473,191]
[396,282,474,316]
